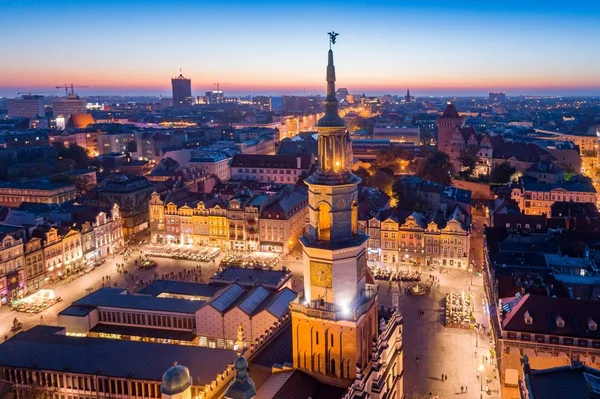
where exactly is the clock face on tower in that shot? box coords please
[310,261,332,288]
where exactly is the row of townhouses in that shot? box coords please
[149,187,308,254]
[360,206,471,269]
[0,203,123,305]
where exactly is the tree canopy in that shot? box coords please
[458,145,479,177]
[490,161,516,184]
[416,150,452,185]
[52,143,89,169]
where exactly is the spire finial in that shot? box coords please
[173,361,178,366]
[178,66,182,75]
[328,31,339,50]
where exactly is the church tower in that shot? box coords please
[290,34,378,383]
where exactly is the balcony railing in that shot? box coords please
[290,288,378,322]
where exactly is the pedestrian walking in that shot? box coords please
[460,385,464,393]
[465,386,468,392]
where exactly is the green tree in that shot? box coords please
[416,150,452,185]
[490,161,516,184]
[19,382,57,399]
[53,143,89,169]
[420,128,434,146]
[371,168,395,197]
[458,145,479,178]
[354,166,371,183]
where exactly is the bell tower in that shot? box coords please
[291,32,378,383]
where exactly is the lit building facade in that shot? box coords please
[0,225,26,305]
[365,209,471,269]
[511,177,597,216]
[0,180,77,208]
[149,192,229,248]
[24,237,45,294]
[230,154,311,184]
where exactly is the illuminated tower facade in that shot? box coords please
[290,36,378,382]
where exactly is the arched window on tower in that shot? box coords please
[318,203,332,240]
[330,359,336,376]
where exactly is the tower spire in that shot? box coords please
[319,32,344,128]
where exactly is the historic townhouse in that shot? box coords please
[92,204,124,259]
[497,294,600,384]
[150,187,308,254]
[61,228,83,275]
[36,227,64,282]
[0,225,26,305]
[259,188,308,254]
[366,206,471,269]
[511,176,597,216]
[149,190,229,248]
[23,237,45,293]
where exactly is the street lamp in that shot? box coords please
[478,363,485,392]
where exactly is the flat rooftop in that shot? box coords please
[211,267,291,288]
[90,323,196,342]
[138,280,222,298]
[72,287,205,314]
[0,326,236,384]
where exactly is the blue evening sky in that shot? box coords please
[0,0,598,96]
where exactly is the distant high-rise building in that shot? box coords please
[271,96,284,112]
[7,95,45,118]
[205,90,224,105]
[171,70,192,108]
[52,96,87,120]
[253,95,272,111]
[489,92,506,102]
[404,88,413,103]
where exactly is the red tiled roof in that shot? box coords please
[501,293,600,339]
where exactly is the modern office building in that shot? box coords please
[6,95,45,118]
[171,71,192,108]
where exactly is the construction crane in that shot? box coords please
[213,82,231,92]
[16,90,55,96]
[55,83,91,97]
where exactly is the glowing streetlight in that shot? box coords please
[478,363,485,391]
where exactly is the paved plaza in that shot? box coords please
[378,268,500,399]
[0,241,221,341]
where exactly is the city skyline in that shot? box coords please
[1,0,599,97]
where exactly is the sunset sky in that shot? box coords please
[1,0,599,97]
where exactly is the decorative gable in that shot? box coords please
[524,310,533,325]
[556,315,565,328]
[589,317,597,331]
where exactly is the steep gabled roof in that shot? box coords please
[441,103,461,118]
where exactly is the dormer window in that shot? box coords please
[524,311,533,325]
[589,317,597,331]
[556,315,565,328]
